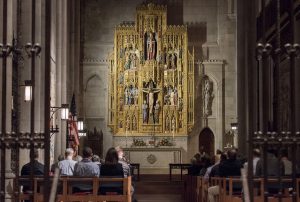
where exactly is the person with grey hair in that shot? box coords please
[115,146,131,177]
[92,154,101,171]
[58,148,77,176]
[50,154,64,174]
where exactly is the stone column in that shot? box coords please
[54,0,69,160]
[236,0,257,155]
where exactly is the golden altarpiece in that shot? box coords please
[108,4,194,138]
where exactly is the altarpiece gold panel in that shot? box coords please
[108,4,194,137]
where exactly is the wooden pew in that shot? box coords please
[220,177,264,202]
[183,175,198,202]
[184,176,299,202]
[196,176,204,202]
[16,176,132,202]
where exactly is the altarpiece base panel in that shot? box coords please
[124,147,182,174]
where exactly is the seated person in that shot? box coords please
[50,154,64,174]
[115,146,131,177]
[256,148,285,194]
[20,149,44,202]
[92,154,102,171]
[58,148,77,176]
[99,147,124,195]
[188,153,202,175]
[73,147,100,192]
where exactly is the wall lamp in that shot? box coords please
[50,104,69,120]
[24,80,33,102]
[77,118,87,137]
[231,122,238,130]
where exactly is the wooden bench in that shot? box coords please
[184,176,300,202]
[16,176,132,202]
[184,175,196,202]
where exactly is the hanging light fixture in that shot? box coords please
[231,122,238,130]
[77,118,87,137]
[78,131,87,137]
[77,118,84,131]
[60,104,69,120]
[24,80,32,102]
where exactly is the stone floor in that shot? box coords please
[134,174,184,202]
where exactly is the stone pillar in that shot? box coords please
[53,0,69,160]
[237,0,257,155]
[2,0,17,201]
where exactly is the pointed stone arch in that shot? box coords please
[84,74,105,119]
[199,127,215,157]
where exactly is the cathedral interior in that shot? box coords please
[0,0,300,201]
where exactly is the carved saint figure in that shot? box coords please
[129,86,134,105]
[134,87,139,105]
[160,47,167,66]
[154,100,160,123]
[130,53,137,69]
[146,32,156,60]
[132,115,137,130]
[171,116,176,132]
[165,116,170,131]
[126,115,130,131]
[174,87,178,106]
[124,53,131,70]
[166,53,172,69]
[170,89,175,105]
[204,78,213,116]
[142,100,148,123]
[171,53,177,69]
[124,87,130,105]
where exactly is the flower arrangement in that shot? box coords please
[157,137,173,146]
[132,138,147,147]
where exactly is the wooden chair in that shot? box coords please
[184,175,197,202]
[196,176,204,202]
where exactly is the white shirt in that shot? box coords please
[58,159,77,176]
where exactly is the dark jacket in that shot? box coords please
[255,153,284,176]
[100,163,124,177]
[219,159,242,177]
[99,163,124,195]
[21,160,44,176]
[20,160,45,192]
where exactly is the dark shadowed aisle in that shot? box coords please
[134,174,184,202]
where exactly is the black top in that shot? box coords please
[219,159,242,177]
[21,160,45,176]
[100,163,124,177]
[210,164,220,178]
[20,160,44,192]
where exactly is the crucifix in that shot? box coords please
[142,81,160,123]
